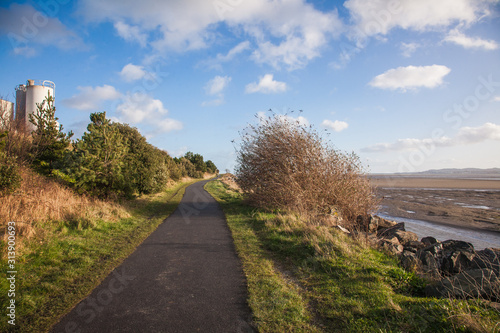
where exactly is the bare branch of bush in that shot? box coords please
[235,113,378,228]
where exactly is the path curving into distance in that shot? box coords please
[51,179,255,333]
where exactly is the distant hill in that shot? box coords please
[371,168,500,178]
[416,168,500,175]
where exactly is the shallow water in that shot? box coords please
[378,214,500,250]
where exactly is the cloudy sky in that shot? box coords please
[0,0,499,173]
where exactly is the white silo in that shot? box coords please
[0,98,14,130]
[15,79,55,131]
[15,83,26,126]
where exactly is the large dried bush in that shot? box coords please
[235,114,377,224]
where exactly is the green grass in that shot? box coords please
[0,179,199,333]
[206,179,500,333]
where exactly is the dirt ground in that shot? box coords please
[370,177,500,233]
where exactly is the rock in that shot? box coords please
[377,216,397,229]
[472,248,500,276]
[418,250,441,280]
[425,268,500,300]
[442,246,476,275]
[400,251,421,272]
[393,230,419,246]
[404,241,425,253]
[418,240,476,276]
[379,237,404,255]
[366,215,378,233]
[360,215,397,234]
[421,236,438,246]
[378,222,405,238]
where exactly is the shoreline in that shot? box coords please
[369,176,500,190]
[369,176,500,235]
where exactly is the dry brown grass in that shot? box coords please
[236,114,377,228]
[0,165,129,251]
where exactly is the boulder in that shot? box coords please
[379,237,404,255]
[418,250,441,280]
[377,216,397,229]
[378,222,405,238]
[404,240,425,253]
[425,268,500,300]
[393,230,419,246]
[400,251,421,272]
[472,248,500,276]
[421,236,438,246]
[360,215,398,234]
[418,240,476,276]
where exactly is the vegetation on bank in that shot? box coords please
[206,179,500,332]
[0,94,218,199]
[235,113,376,227]
[0,177,199,332]
[0,95,218,332]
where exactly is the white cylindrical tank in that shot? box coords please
[15,84,26,126]
[25,80,55,131]
[0,99,14,130]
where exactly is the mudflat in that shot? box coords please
[369,176,500,234]
[370,176,500,190]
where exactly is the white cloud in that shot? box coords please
[202,41,251,70]
[217,41,251,62]
[245,74,287,94]
[120,63,147,82]
[205,76,231,96]
[345,0,493,38]
[115,93,182,132]
[456,122,500,144]
[202,75,231,106]
[492,96,500,102]
[114,21,147,47]
[362,122,500,152]
[0,4,86,56]
[400,42,419,57]
[369,65,451,91]
[78,0,341,70]
[322,120,349,132]
[62,85,121,111]
[444,29,499,50]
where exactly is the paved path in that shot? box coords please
[51,179,255,333]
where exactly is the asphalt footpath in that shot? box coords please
[50,179,255,333]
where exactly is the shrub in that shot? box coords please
[0,131,21,195]
[0,154,21,196]
[235,114,377,226]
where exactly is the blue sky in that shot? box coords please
[0,0,499,173]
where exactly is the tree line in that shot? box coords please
[0,94,218,198]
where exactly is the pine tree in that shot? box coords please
[71,112,128,198]
[29,93,73,175]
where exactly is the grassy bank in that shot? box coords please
[206,179,500,332]
[0,178,199,332]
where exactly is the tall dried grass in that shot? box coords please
[0,165,129,249]
[236,114,377,227]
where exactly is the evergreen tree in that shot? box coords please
[71,112,128,198]
[114,123,170,194]
[205,160,218,174]
[29,93,73,175]
[185,151,207,174]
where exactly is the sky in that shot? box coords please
[0,0,499,174]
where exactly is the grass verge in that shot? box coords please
[206,179,500,333]
[0,178,199,333]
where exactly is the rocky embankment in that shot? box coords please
[358,215,500,300]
